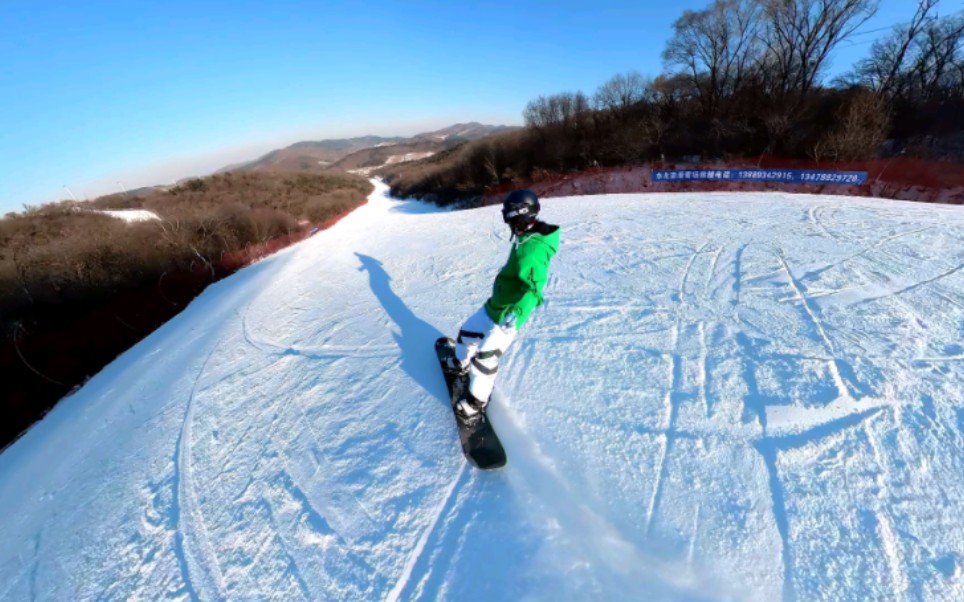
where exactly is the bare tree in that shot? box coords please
[648,73,698,107]
[855,0,939,97]
[593,71,650,114]
[523,92,591,131]
[758,0,880,100]
[909,11,964,101]
[663,0,762,115]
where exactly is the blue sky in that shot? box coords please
[0,0,917,212]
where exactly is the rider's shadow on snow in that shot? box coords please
[355,253,447,407]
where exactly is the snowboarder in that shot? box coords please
[446,189,560,424]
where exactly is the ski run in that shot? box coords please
[2,180,963,601]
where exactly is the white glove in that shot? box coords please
[501,313,517,329]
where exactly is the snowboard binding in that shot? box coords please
[454,393,487,426]
[442,355,468,376]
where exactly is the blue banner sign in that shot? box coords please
[652,168,867,186]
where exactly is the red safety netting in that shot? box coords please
[481,157,964,206]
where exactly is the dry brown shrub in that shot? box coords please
[814,90,891,161]
[250,208,298,241]
[0,171,372,339]
[302,190,358,223]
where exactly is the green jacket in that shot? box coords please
[485,222,560,328]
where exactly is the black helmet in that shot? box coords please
[502,189,540,233]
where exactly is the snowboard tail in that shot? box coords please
[435,337,506,470]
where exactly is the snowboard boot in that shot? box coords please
[455,393,487,426]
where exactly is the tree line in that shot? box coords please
[384,0,964,204]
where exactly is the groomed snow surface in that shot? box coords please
[2,181,963,601]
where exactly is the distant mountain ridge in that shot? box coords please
[412,122,516,141]
[219,123,518,174]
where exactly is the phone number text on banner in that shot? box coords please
[652,169,867,185]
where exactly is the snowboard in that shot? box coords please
[435,337,507,470]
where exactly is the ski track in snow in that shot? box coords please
[1,182,964,601]
[173,347,227,601]
[385,464,468,602]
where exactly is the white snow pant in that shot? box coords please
[454,306,518,403]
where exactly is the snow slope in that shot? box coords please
[99,209,161,223]
[2,181,963,601]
